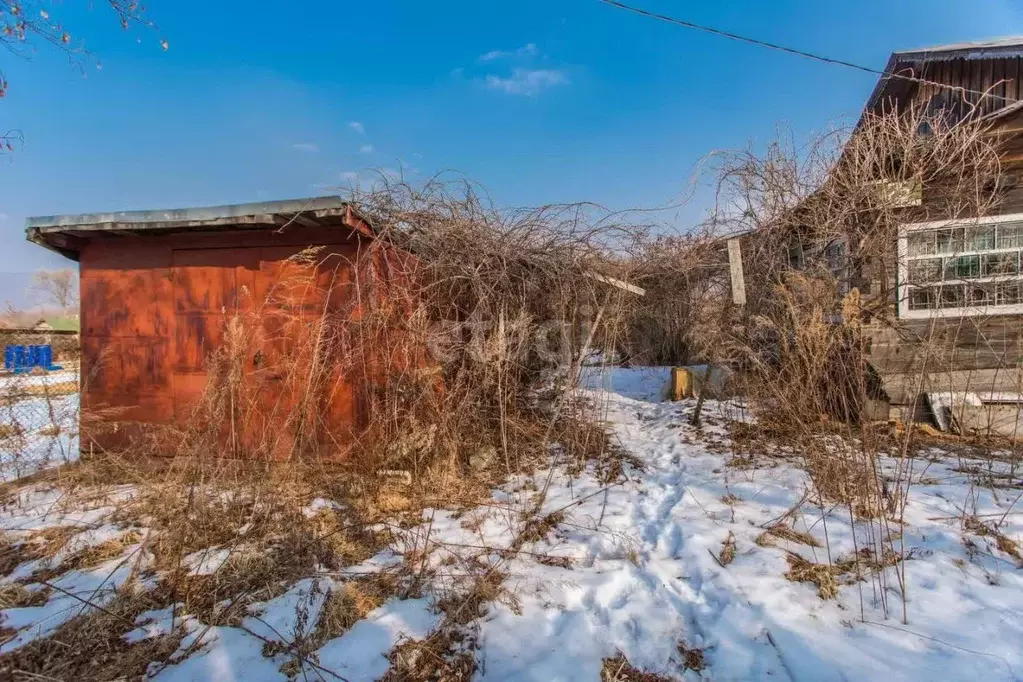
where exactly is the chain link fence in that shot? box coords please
[0,328,80,481]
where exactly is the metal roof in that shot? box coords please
[892,37,1023,61]
[26,196,347,230]
[26,196,359,261]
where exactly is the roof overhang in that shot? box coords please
[26,196,370,261]
[864,38,1023,115]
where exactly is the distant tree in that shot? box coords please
[2,1,165,151]
[30,268,77,314]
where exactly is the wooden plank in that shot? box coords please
[669,367,692,401]
[1012,58,1021,102]
[726,239,747,306]
[951,59,962,103]
[583,270,646,296]
[993,59,1006,108]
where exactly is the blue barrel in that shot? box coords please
[11,345,26,372]
[39,345,53,369]
[4,345,14,371]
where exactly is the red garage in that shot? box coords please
[27,197,396,458]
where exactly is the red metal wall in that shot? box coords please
[79,226,367,457]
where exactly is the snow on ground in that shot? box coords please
[1,366,1022,680]
[315,598,440,679]
[0,550,149,653]
[0,393,80,482]
[406,366,1023,681]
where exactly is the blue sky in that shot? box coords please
[1,0,1021,291]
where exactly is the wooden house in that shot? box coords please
[769,39,1023,433]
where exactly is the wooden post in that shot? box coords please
[690,364,714,427]
[670,367,692,401]
[727,239,746,307]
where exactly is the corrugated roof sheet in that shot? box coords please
[26,196,347,230]
[892,37,1023,61]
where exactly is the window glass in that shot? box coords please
[908,231,935,256]
[909,288,935,310]
[943,255,980,280]
[939,284,964,308]
[983,251,1020,276]
[967,284,993,307]
[967,226,996,251]
[904,222,1023,314]
[936,228,964,254]
[998,282,1022,305]
[997,224,1023,249]
[908,258,942,283]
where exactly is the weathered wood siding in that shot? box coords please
[865,105,1023,401]
[876,56,1023,118]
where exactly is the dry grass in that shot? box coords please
[785,548,903,600]
[718,532,736,566]
[678,640,706,672]
[313,578,395,644]
[37,424,62,437]
[0,382,79,409]
[600,652,674,682]
[514,511,565,547]
[0,424,22,439]
[632,102,1020,626]
[382,633,477,682]
[32,525,78,559]
[964,516,1023,564]
[0,583,49,609]
[785,554,841,600]
[0,182,642,679]
[0,587,181,681]
[758,523,821,548]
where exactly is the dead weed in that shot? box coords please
[0,586,180,681]
[600,652,674,681]
[383,632,477,682]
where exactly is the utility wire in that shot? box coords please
[597,0,1017,103]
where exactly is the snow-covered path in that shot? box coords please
[463,367,1023,681]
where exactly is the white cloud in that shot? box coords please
[291,142,319,153]
[359,144,375,154]
[484,68,568,96]
[478,43,538,63]
[467,43,568,96]
[348,121,365,135]
[341,171,360,182]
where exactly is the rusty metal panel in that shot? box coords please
[81,229,367,458]
[81,243,173,338]
[80,242,175,426]
[243,245,359,459]
[170,247,259,422]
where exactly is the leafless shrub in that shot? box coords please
[631,100,1019,623]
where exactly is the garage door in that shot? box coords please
[171,245,357,458]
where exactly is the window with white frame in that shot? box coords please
[899,214,1023,318]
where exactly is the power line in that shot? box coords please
[596,0,1016,103]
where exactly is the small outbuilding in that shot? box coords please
[26,197,393,456]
